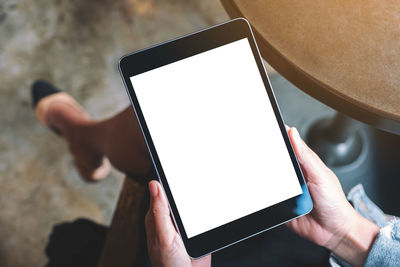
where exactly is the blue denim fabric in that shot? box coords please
[329,184,400,267]
[347,185,390,228]
[364,219,400,267]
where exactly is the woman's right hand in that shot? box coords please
[286,127,379,267]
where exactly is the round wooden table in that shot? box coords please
[221,0,400,135]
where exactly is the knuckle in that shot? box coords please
[145,212,153,226]
[150,205,162,217]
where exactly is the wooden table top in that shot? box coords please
[222,0,400,134]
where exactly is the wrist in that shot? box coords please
[330,211,380,266]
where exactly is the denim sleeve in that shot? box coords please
[364,219,400,267]
[329,185,400,267]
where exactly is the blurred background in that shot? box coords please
[0,1,228,266]
[1,0,399,266]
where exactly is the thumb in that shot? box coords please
[288,127,328,183]
[145,180,178,247]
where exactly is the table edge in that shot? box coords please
[221,0,400,135]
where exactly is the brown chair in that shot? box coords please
[97,178,147,267]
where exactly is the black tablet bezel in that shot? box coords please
[119,18,313,258]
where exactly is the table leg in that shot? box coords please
[305,112,367,167]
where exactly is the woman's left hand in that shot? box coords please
[145,180,212,267]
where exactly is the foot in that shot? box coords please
[32,80,111,182]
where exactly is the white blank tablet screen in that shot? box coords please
[130,38,302,238]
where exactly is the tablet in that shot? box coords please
[119,18,313,258]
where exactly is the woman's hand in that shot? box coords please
[144,126,379,267]
[286,127,379,266]
[145,180,211,267]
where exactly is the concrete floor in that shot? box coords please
[0,1,228,266]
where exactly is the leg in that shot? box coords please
[79,107,152,179]
[33,80,152,182]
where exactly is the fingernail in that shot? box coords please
[149,181,158,198]
[292,127,301,142]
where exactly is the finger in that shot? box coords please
[145,181,157,245]
[284,124,290,131]
[146,180,178,246]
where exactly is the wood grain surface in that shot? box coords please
[97,177,147,267]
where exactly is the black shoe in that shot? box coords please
[31,80,61,108]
